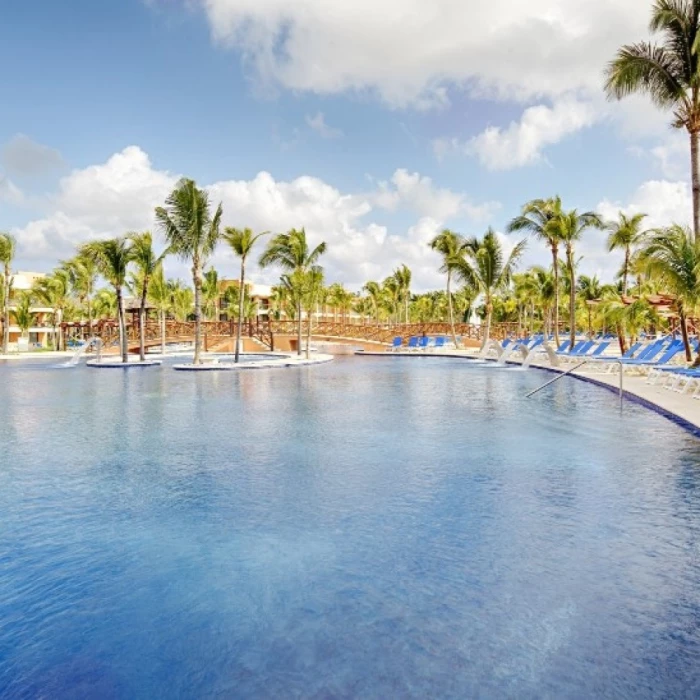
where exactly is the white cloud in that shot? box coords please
[13,146,178,263]
[373,168,500,221]
[2,134,64,176]
[597,179,691,231]
[12,146,496,290]
[0,174,24,205]
[434,99,597,170]
[583,179,692,281]
[192,0,648,109]
[305,112,343,139]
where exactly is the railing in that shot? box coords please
[63,318,527,348]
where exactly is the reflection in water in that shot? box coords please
[1,356,700,698]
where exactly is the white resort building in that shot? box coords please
[4,271,58,351]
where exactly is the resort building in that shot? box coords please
[218,280,273,320]
[4,271,58,350]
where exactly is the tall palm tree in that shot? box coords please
[259,228,327,355]
[507,197,564,346]
[430,228,464,347]
[201,267,220,321]
[0,233,16,354]
[32,269,70,351]
[61,254,97,331]
[168,280,194,323]
[81,238,134,363]
[129,231,168,361]
[362,281,383,322]
[222,227,270,362]
[638,223,700,360]
[93,288,117,320]
[303,266,325,359]
[605,0,700,238]
[155,178,222,365]
[452,228,527,350]
[148,264,170,355]
[577,274,603,337]
[554,210,604,349]
[606,213,648,294]
[393,264,412,323]
[13,292,36,346]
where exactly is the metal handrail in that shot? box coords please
[525,361,588,398]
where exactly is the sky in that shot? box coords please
[0,0,694,291]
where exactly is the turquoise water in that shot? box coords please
[1,357,700,698]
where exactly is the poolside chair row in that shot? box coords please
[389,336,450,352]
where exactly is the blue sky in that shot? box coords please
[0,0,691,289]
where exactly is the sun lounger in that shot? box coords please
[389,337,403,352]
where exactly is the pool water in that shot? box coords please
[1,357,700,698]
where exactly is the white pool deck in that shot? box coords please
[355,348,700,434]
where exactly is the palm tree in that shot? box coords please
[303,266,325,359]
[605,1,700,238]
[129,231,168,361]
[554,209,604,349]
[93,288,117,320]
[13,292,36,347]
[32,269,70,351]
[259,228,327,355]
[81,238,134,363]
[155,178,222,365]
[0,233,16,354]
[606,213,648,294]
[201,267,220,321]
[452,228,527,350]
[362,281,383,322]
[577,274,603,337]
[393,264,412,323]
[638,223,700,360]
[222,227,270,362]
[169,280,194,323]
[507,197,564,346]
[430,228,464,347]
[148,264,170,355]
[61,254,97,330]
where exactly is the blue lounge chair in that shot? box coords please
[557,340,586,355]
[418,336,431,350]
[389,337,403,352]
[406,336,419,350]
[620,341,683,373]
[432,336,446,351]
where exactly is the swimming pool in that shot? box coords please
[1,357,699,698]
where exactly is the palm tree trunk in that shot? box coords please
[3,263,10,354]
[616,322,626,355]
[567,249,576,351]
[680,307,692,362]
[116,288,127,363]
[235,261,245,363]
[306,304,312,360]
[623,248,630,296]
[139,282,147,362]
[481,297,493,352]
[193,260,203,365]
[446,271,458,348]
[691,128,700,241]
[297,300,303,356]
[552,245,560,347]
